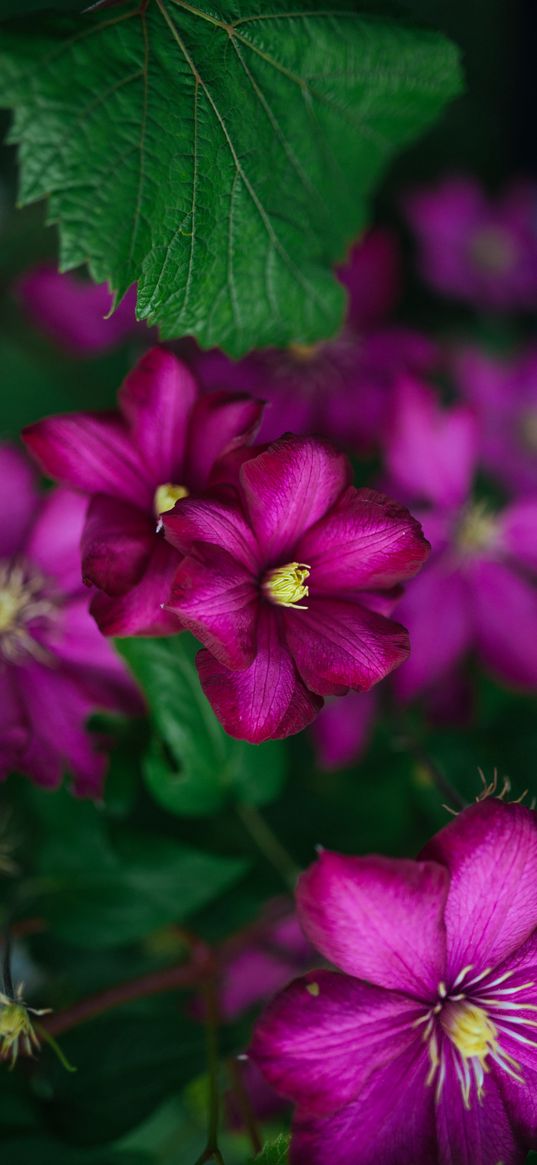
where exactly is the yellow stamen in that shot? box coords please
[263,562,310,609]
[306,982,320,997]
[469,227,517,273]
[288,341,321,362]
[0,589,22,633]
[457,501,497,554]
[442,1001,498,1062]
[154,482,189,517]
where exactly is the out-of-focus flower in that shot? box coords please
[23,347,263,637]
[0,444,142,794]
[384,378,537,699]
[190,230,436,451]
[252,799,537,1165]
[311,690,378,771]
[0,982,50,1066]
[405,176,537,310]
[454,345,537,495]
[16,266,139,356]
[163,434,429,743]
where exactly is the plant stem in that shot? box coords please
[228,1057,263,1156]
[411,744,466,812]
[193,976,224,1165]
[236,802,300,892]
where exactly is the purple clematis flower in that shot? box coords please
[23,347,263,636]
[454,345,537,495]
[0,444,141,795]
[251,799,537,1165]
[163,434,430,743]
[17,266,139,356]
[189,230,436,451]
[384,378,537,699]
[405,176,537,311]
[311,690,378,771]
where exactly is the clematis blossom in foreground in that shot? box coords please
[17,266,139,356]
[454,345,537,495]
[190,229,436,451]
[23,347,263,636]
[0,444,141,794]
[405,176,537,310]
[163,434,429,742]
[384,378,537,699]
[252,799,537,1165]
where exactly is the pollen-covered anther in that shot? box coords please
[0,987,51,1067]
[441,1000,498,1062]
[154,482,189,518]
[262,562,311,609]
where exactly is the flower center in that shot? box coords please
[288,341,322,363]
[262,562,310,609]
[456,500,497,555]
[469,227,518,273]
[441,999,498,1061]
[153,482,189,518]
[0,560,56,665]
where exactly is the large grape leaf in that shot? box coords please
[0,2,462,354]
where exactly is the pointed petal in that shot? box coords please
[163,498,259,570]
[0,443,39,559]
[118,347,196,482]
[17,265,137,355]
[393,560,472,701]
[422,800,537,976]
[23,412,151,506]
[291,1035,435,1165]
[89,539,182,636]
[165,545,258,670]
[285,597,409,696]
[251,970,423,1116]
[52,596,143,715]
[469,560,537,688]
[81,495,152,596]
[500,498,537,574]
[196,610,322,743]
[186,391,264,489]
[240,435,350,562]
[297,849,448,997]
[296,486,429,593]
[25,488,88,596]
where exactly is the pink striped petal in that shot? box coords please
[165,544,258,670]
[118,347,196,483]
[284,597,409,696]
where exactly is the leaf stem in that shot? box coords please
[236,802,300,892]
[228,1057,263,1156]
[193,976,225,1165]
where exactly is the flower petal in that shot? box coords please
[311,690,377,770]
[118,347,197,483]
[285,597,409,696]
[422,800,537,976]
[385,377,478,508]
[240,435,350,562]
[89,539,182,637]
[25,488,88,596]
[23,412,151,506]
[196,610,323,743]
[296,486,429,593]
[52,596,143,715]
[185,391,264,490]
[163,498,258,570]
[392,559,472,701]
[290,1035,435,1165]
[469,559,537,689]
[436,1062,524,1165]
[17,265,137,356]
[296,850,448,998]
[0,443,39,559]
[500,499,537,574]
[251,970,423,1116]
[165,544,258,670]
[81,495,153,596]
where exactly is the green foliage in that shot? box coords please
[27,786,248,946]
[119,636,285,816]
[0,2,461,354]
[253,1135,290,1164]
[2,1141,149,1165]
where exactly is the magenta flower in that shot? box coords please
[17,266,139,356]
[163,434,429,743]
[384,378,537,699]
[0,444,141,795]
[311,690,378,771]
[23,347,263,636]
[405,176,537,310]
[190,230,436,451]
[252,799,537,1165]
[455,345,537,495]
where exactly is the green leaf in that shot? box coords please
[0,3,462,354]
[119,636,285,816]
[32,787,248,946]
[2,1141,149,1165]
[252,1135,291,1164]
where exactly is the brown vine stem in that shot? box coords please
[228,1057,263,1156]
[193,975,225,1165]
